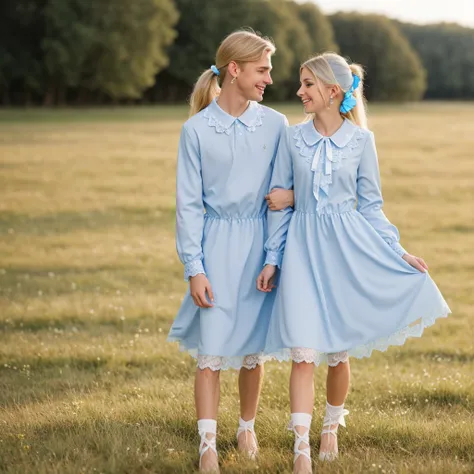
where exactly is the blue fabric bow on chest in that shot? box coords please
[298,119,357,208]
[311,137,337,203]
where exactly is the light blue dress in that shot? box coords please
[264,119,451,365]
[167,98,287,370]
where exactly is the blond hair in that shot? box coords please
[189,29,275,117]
[302,52,367,129]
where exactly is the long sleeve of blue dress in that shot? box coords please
[356,132,407,257]
[264,126,294,268]
[175,125,206,280]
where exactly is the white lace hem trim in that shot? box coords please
[278,348,349,366]
[264,303,451,366]
[166,339,265,371]
[197,353,264,371]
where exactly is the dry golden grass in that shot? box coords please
[0,103,473,473]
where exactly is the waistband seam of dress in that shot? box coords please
[294,208,355,215]
[204,213,266,221]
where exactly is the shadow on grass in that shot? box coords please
[2,418,197,474]
[0,262,184,297]
[0,311,172,334]
[345,424,473,462]
[436,224,474,234]
[0,206,175,236]
[0,354,194,408]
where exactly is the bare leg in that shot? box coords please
[237,362,264,455]
[290,361,314,474]
[326,359,350,406]
[195,367,220,472]
[320,358,350,460]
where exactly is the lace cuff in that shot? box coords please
[184,259,205,281]
[264,250,282,268]
[389,241,407,257]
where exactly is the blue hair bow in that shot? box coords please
[210,65,220,76]
[340,74,360,113]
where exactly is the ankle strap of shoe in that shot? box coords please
[288,424,311,461]
[237,417,255,434]
[199,431,217,456]
[237,417,258,447]
[322,406,349,435]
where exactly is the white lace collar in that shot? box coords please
[299,118,357,148]
[293,119,365,210]
[203,98,265,135]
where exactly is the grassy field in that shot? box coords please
[0,103,473,473]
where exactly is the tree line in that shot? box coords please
[1,0,473,106]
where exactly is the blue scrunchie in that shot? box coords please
[340,74,360,113]
[210,65,220,76]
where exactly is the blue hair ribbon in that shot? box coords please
[340,73,360,113]
[210,65,220,76]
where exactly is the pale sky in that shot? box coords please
[307,0,474,28]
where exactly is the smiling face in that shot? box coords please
[232,50,273,102]
[297,66,339,114]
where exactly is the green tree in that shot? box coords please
[279,1,337,100]
[41,0,96,104]
[155,0,261,101]
[153,0,335,102]
[43,0,178,102]
[0,0,178,105]
[0,0,47,105]
[83,0,178,99]
[330,13,426,101]
[396,21,474,99]
[295,2,338,57]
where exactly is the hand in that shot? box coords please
[265,188,294,211]
[402,253,428,273]
[190,274,214,308]
[256,265,277,292]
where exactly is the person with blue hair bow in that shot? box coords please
[257,52,450,473]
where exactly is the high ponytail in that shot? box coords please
[188,29,275,117]
[302,52,368,129]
